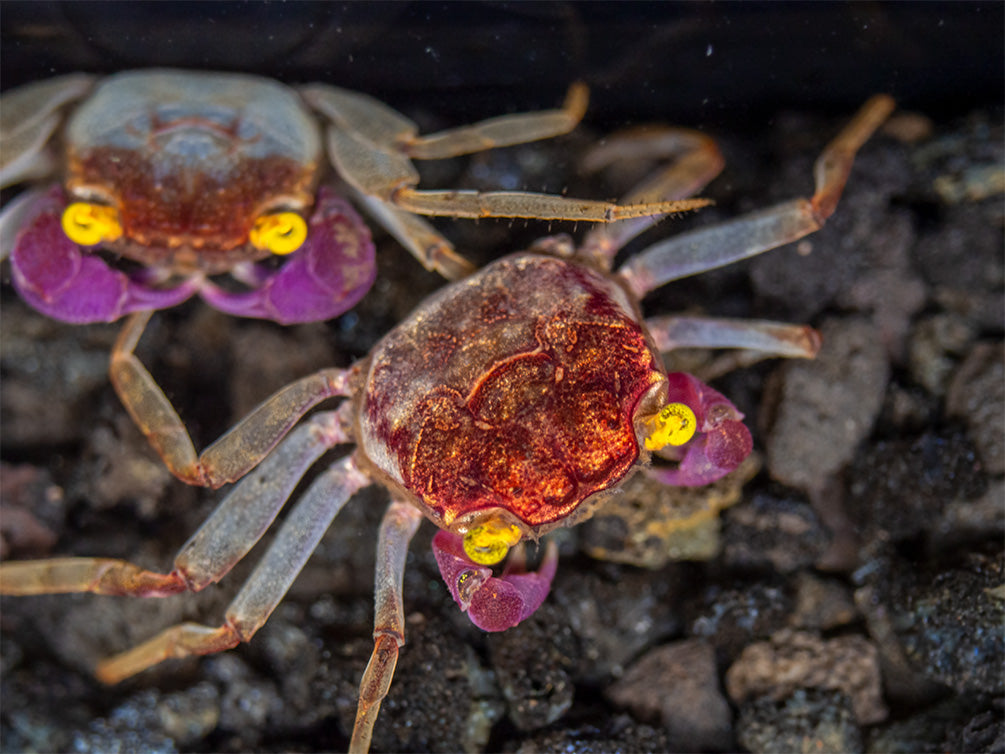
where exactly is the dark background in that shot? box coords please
[3,2,1002,125]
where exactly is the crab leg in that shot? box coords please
[399,82,589,159]
[350,500,424,754]
[646,315,821,358]
[327,120,711,223]
[580,126,725,266]
[352,190,476,280]
[92,454,370,684]
[303,82,587,159]
[110,311,352,488]
[310,83,709,226]
[0,409,353,597]
[617,95,895,298]
[0,73,95,187]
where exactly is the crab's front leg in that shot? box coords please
[0,408,352,598]
[351,500,424,754]
[1,414,368,682]
[617,95,895,297]
[110,313,352,488]
[303,83,710,281]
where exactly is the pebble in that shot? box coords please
[606,639,733,751]
[725,629,887,725]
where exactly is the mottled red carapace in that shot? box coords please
[359,254,666,529]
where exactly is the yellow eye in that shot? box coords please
[61,202,123,246]
[643,402,697,451]
[250,212,307,255]
[463,518,522,566]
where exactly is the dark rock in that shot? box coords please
[847,427,988,546]
[868,696,1004,754]
[488,603,578,732]
[765,317,889,493]
[689,580,794,662]
[857,547,1004,696]
[722,490,832,574]
[511,716,673,754]
[552,562,683,683]
[947,342,1005,475]
[908,313,977,397]
[736,688,862,754]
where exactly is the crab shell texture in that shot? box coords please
[65,70,318,269]
[356,252,667,539]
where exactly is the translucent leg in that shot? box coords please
[301,82,587,160]
[0,73,94,187]
[618,95,895,298]
[94,454,370,684]
[402,82,589,159]
[645,315,821,358]
[353,189,476,280]
[0,409,353,597]
[580,126,725,267]
[646,314,822,380]
[110,311,351,488]
[350,500,424,754]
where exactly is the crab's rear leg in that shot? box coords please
[110,311,351,488]
[0,409,352,598]
[580,126,725,267]
[647,314,822,378]
[94,453,369,683]
[618,95,895,298]
[351,500,424,754]
[0,73,95,187]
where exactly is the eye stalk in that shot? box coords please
[462,516,523,566]
[61,202,123,246]
[250,211,307,255]
[642,402,697,451]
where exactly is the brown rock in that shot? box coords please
[725,629,887,725]
[608,639,733,751]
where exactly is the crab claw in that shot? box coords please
[647,371,753,487]
[200,187,376,324]
[432,530,558,632]
[10,185,198,324]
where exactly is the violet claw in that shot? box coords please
[432,530,558,632]
[10,185,198,324]
[200,187,376,324]
[646,372,753,487]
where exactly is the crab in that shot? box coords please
[0,94,894,751]
[0,69,703,489]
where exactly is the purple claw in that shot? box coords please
[647,372,753,487]
[200,187,376,324]
[10,186,198,324]
[433,530,558,632]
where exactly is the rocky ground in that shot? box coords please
[1,7,1003,754]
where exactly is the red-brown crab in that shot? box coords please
[0,69,700,488]
[0,95,893,751]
